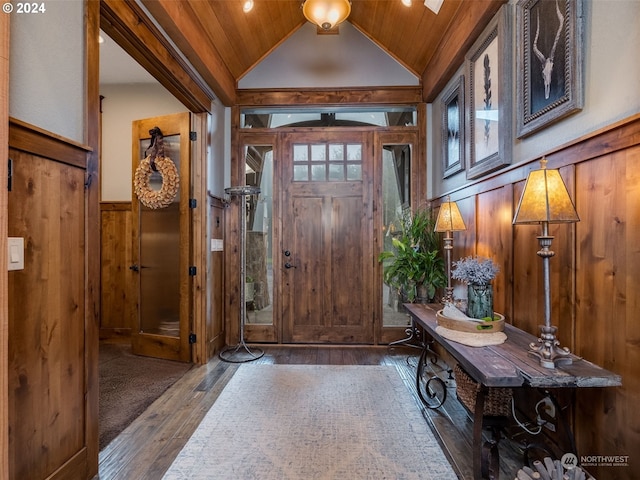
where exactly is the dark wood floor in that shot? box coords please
[94,344,523,479]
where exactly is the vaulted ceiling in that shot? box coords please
[102,0,506,107]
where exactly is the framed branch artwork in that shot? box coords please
[465,5,512,180]
[516,0,584,138]
[441,75,465,178]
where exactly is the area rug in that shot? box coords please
[162,364,457,480]
[99,341,192,450]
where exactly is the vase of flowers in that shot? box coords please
[451,256,500,319]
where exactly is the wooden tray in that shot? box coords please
[436,310,505,334]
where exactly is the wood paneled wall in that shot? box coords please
[436,114,640,479]
[207,195,227,357]
[8,120,93,479]
[1,11,9,480]
[100,202,135,337]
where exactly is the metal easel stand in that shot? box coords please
[219,185,264,363]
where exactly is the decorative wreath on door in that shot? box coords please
[133,127,180,209]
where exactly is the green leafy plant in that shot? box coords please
[378,208,446,302]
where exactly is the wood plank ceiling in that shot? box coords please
[137,0,506,106]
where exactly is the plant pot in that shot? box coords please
[466,283,493,319]
[245,282,255,303]
[416,283,434,304]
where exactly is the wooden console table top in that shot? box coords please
[404,303,622,389]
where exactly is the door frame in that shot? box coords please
[235,131,280,343]
[374,130,423,345]
[97,5,215,361]
[232,116,427,346]
[89,3,214,476]
[1,11,11,480]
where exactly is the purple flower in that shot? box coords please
[451,256,499,285]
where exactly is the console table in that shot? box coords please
[404,303,622,480]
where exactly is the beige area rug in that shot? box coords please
[163,364,457,480]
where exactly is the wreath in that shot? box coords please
[133,155,180,209]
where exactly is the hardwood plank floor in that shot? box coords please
[94,345,523,479]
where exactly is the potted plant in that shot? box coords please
[245,275,255,304]
[378,208,446,304]
[451,256,500,319]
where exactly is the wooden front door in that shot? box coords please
[280,131,374,343]
[131,112,192,362]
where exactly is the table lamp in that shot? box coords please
[512,158,579,368]
[434,196,466,304]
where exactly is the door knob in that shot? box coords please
[284,262,296,269]
[129,264,139,272]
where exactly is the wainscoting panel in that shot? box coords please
[100,202,135,337]
[435,114,640,480]
[8,122,91,479]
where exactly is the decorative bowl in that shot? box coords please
[436,310,505,334]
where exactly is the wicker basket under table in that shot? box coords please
[454,364,513,417]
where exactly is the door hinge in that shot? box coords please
[189,333,197,344]
[189,131,197,141]
[189,198,197,209]
[8,158,12,192]
[189,266,197,276]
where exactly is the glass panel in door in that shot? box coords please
[139,134,181,336]
[244,145,273,326]
[381,144,412,328]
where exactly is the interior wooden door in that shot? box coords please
[131,112,191,362]
[280,130,374,343]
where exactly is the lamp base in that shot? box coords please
[528,325,572,369]
[442,286,454,305]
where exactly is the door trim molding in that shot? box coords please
[100,0,216,112]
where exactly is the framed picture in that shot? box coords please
[441,75,465,178]
[516,0,584,137]
[465,5,512,180]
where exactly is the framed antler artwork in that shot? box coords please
[464,4,512,180]
[516,0,584,138]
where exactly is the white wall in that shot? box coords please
[9,0,84,143]
[239,22,418,88]
[428,0,640,198]
[100,83,186,201]
[208,101,228,198]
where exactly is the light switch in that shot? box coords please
[10,244,19,262]
[8,237,24,271]
[211,238,223,252]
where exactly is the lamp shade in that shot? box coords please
[513,159,579,224]
[435,197,466,232]
[302,0,351,30]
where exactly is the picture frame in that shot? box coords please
[441,75,465,178]
[465,5,512,180]
[516,0,584,138]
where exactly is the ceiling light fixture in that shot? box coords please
[302,0,351,31]
[242,0,254,13]
[424,0,444,14]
